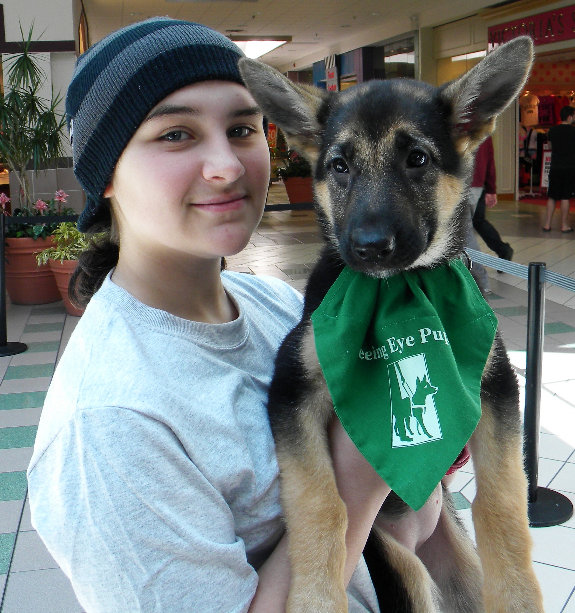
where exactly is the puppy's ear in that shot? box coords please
[239,58,327,163]
[440,36,534,151]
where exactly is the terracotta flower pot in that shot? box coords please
[48,259,84,317]
[4,237,61,305]
[283,176,314,204]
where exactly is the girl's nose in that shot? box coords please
[201,137,245,183]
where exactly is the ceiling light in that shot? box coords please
[229,36,291,59]
[385,53,415,64]
[451,50,487,62]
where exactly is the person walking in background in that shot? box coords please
[466,135,513,293]
[543,105,575,233]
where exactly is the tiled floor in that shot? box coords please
[0,185,574,612]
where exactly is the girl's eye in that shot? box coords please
[228,125,255,138]
[160,130,191,142]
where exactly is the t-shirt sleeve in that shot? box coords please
[28,406,259,613]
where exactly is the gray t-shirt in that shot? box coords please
[28,271,379,612]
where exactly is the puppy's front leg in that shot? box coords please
[271,323,349,613]
[470,341,544,613]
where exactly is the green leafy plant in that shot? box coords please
[275,150,312,179]
[0,24,67,209]
[1,190,74,239]
[35,222,89,264]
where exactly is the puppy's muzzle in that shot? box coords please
[350,228,396,264]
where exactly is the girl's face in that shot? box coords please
[105,81,270,264]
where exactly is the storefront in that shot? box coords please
[432,2,575,200]
[311,32,417,91]
[488,4,575,201]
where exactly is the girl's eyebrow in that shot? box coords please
[145,104,262,122]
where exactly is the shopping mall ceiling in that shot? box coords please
[82,0,501,72]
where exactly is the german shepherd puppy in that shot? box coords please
[239,37,544,613]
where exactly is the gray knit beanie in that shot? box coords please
[67,17,245,232]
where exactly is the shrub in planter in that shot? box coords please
[36,223,89,316]
[2,191,75,305]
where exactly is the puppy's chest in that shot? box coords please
[309,260,496,510]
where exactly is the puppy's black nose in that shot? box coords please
[351,229,395,263]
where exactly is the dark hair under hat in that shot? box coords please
[67,17,245,232]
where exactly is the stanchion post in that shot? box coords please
[524,262,545,503]
[523,262,573,527]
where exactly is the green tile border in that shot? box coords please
[24,322,65,334]
[450,491,472,511]
[0,392,46,411]
[0,426,37,450]
[25,341,60,354]
[0,472,28,502]
[4,364,54,381]
[544,322,575,335]
[493,305,528,317]
[0,532,16,574]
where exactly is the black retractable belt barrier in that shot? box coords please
[465,249,573,528]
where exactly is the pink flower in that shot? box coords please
[54,190,69,202]
[0,192,10,210]
[34,199,49,213]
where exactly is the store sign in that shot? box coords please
[488,5,575,49]
[325,55,339,92]
[267,122,277,150]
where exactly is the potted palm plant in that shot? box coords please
[0,25,69,304]
[0,25,67,208]
[35,222,88,316]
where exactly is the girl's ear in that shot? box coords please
[103,183,114,199]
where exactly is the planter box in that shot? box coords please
[48,259,84,317]
[4,237,60,305]
[283,176,313,204]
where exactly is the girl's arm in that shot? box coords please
[249,418,390,611]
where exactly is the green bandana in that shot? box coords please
[311,259,497,510]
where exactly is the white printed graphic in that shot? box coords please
[388,353,442,448]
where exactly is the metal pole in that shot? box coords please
[524,262,545,503]
[523,262,573,527]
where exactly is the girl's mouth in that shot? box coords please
[192,195,246,212]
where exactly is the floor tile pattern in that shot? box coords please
[0,188,573,611]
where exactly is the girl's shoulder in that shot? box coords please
[222,271,303,314]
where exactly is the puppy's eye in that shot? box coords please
[406,150,428,168]
[331,157,349,173]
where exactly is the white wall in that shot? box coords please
[51,52,77,157]
[3,0,81,206]
[2,0,74,41]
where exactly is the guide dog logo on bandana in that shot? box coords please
[389,354,441,447]
[311,259,497,510]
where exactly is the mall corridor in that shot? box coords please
[1,185,574,612]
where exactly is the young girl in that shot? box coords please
[27,18,390,611]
